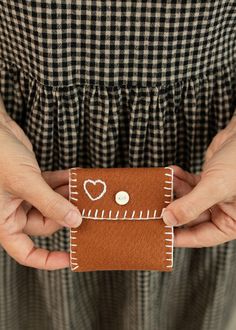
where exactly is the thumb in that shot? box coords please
[162,174,224,226]
[12,171,82,228]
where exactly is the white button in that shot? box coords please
[115,191,129,205]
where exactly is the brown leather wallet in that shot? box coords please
[69,167,174,272]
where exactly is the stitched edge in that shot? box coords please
[69,167,174,271]
[69,168,79,271]
[79,208,162,220]
[164,166,174,270]
[70,168,173,220]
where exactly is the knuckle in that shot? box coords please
[16,257,28,267]
[42,196,61,219]
[17,247,36,268]
[175,203,197,222]
[0,216,16,235]
[219,214,236,236]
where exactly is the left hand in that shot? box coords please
[163,115,236,248]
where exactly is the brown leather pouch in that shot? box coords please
[69,167,174,272]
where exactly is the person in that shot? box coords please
[0,1,236,329]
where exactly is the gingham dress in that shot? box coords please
[1,1,236,330]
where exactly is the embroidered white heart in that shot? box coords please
[83,179,107,201]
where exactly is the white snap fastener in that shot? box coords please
[115,191,129,205]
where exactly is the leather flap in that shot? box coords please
[69,167,173,220]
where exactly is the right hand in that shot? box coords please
[0,109,82,270]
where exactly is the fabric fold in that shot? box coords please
[1,60,236,175]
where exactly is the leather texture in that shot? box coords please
[69,167,174,272]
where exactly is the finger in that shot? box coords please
[23,207,63,236]
[217,200,236,220]
[42,170,70,190]
[174,219,233,248]
[8,171,82,228]
[169,165,201,187]
[162,174,224,226]
[1,233,70,270]
[21,184,69,215]
[173,222,224,248]
[173,175,193,199]
[55,184,69,199]
[174,207,236,247]
[169,173,211,227]
[0,207,69,270]
[179,210,211,228]
[23,185,70,235]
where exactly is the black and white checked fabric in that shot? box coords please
[1,1,236,329]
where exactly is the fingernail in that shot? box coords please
[64,210,82,227]
[162,210,178,226]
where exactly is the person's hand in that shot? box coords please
[0,110,82,270]
[162,115,236,248]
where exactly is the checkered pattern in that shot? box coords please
[1,1,236,87]
[0,1,236,329]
